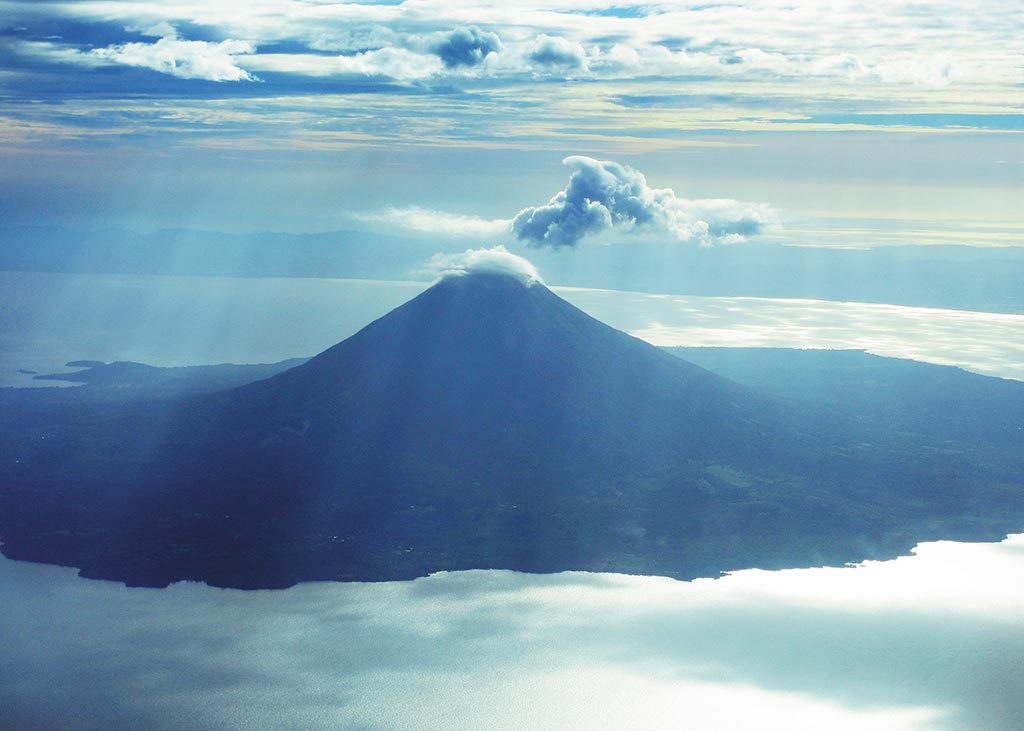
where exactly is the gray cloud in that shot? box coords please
[512,156,779,248]
[431,26,502,68]
[529,35,587,70]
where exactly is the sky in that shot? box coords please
[1,0,1021,249]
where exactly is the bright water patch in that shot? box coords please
[2,536,1023,730]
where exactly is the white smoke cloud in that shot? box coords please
[352,206,512,237]
[422,245,543,286]
[512,156,779,248]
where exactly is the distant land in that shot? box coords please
[31,359,307,397]
[1,226,1022,313]
[1,272,1020,589]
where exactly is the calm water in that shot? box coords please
[1,535,1022,730]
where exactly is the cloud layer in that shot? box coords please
[2,0,1019,228]
[513,156,779,248]
[1,535,1022,730]
[422,245,543,286]
[352,206,512,237]
[3,2,1008,87]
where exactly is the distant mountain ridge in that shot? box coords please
[0,272,1021,588]
[2,225,1022,313]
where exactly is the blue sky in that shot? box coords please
[1,0,1021,247]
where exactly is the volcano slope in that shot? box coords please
[1,272,1021,588]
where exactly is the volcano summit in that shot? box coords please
[1,264,1022,588]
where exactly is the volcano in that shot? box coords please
[1,271,1022,588]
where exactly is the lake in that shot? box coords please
[3,271,1023,386]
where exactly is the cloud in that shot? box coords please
[512,156,779,248]
[431,26,502,68]
[230,27,501,82]
[421,245,543,286]
[1,535,1023,730]
[6,34,257,82]
[251,46,443,80]
[88,31,257,82]
[529,35,588,70]
[873,56,956,86]
[352,206,512,237]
